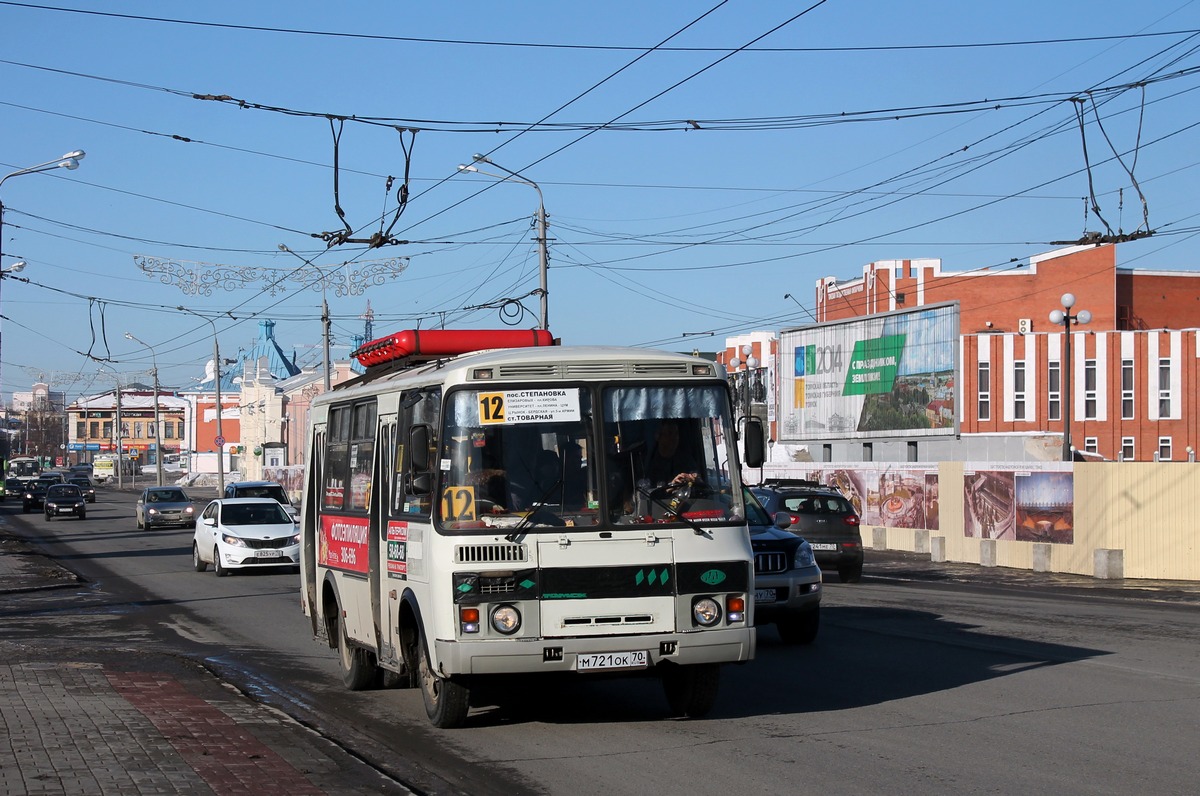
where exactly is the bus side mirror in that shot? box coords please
[742,417,765,469]
[409,425,431,472]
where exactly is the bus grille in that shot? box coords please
[456,544,528,564]
[754,552,788,575]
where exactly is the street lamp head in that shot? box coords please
[472,153,489,164]
[1076,309,1092,325]
[63,150,86,161]
[6,261,26,274]
[1049,309,1065,325]
[457,164,478,173]
[1060,292,1076,309]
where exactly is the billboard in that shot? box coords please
[778,304,958,441]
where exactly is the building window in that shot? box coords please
[1158,437,1172,461]
[1083,359,1097,419]
[1121,437,1135,462]
[1084,437,1098,455]
[977,361,991,421]
[134,422,143,438]
[1158,359,1172,417]
[1121,359,1134,420]
[1013,361,1026,421]
[1047,360,1061,421]
[90,421,100,439]
[163,422,174,439]
[76,421,86,438]
[102,421,112,439]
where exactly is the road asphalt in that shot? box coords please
[3,497,1198,795]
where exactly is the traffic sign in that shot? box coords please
[214,435,226,447]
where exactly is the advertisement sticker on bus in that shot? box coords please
[386,521,409,579]
[318,515,370,574]
[477,388,581,425]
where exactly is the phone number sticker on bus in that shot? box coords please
[477,388,581,425]
[386,521,409,579]
[319,515,370,574]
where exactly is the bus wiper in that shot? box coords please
[505,477,566,542]
[635,483,711,536]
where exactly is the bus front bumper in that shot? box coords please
[433,626,755,676]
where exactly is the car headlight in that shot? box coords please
[795,541,816,569]
[692,597,722,627]
[220,533,249,547]
[184,506,195,515]
[46,501,56,509]
[490,604,521,635]
[147,508,159,516]
[290,532,300,545]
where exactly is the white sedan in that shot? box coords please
[192,497,299,576]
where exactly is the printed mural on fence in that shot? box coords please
[778,462,1074,544]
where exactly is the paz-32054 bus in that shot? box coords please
[299,329,764,728]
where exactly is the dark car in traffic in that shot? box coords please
[746,488,821,644]
[45,484,87,521]
[21,480,49,513]
[67,477,97,503]
[753,480,864,582]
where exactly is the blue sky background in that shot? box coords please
[2,1,1198,401]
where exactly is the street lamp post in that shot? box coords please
[125,332,163,486]
[458,155,549,331]
[1049,293,1091,462]
[179,307,225,494]
[0,150,85,416]
[727,344,760,420]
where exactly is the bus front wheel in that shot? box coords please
[661,663,720,718]
[337,616,376,691]
[418,633,470,728]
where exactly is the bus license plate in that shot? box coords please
[576,650,648,672]
[255,549,282,558]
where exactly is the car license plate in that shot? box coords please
[810,543,838,551]
[254,549,283,558]
[576,650,648,671]
[754,588,778,604]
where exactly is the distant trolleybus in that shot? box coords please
[299,329,764,728]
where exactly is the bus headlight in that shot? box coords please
[490,604,521,635]
[692,597,721,627]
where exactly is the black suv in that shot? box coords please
[752,480,864,582]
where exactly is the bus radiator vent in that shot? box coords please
[456,544,529,564]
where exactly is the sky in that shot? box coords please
[2,1,1199,403]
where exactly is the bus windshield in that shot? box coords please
[438,384,744,532]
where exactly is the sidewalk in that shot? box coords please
[0,529,409,795]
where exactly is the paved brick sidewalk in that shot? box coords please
[0,528,409,795]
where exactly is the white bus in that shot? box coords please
[93,454,137,483]
[299,329,764,728]
[6,456,42,479]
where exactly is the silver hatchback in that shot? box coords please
[136,486,197,530]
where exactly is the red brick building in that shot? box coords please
[810,244,1200,461]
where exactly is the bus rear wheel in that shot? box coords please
[418,633,470,728]
[661,663,721,718]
